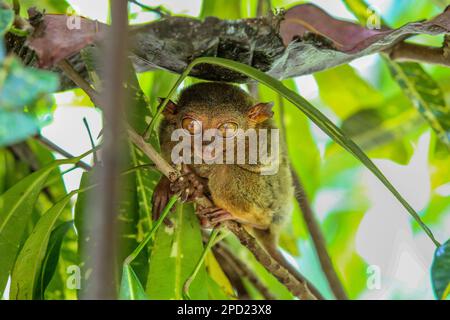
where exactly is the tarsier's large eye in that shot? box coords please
[218,122,238,138]
[182,117,202,135]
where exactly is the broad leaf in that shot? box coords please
[0,157,81,296]
[119,264,148,300]
[204,252,233,299]
[343,0,450,147]
[0,110,39,147]
[73,171,92,297]
[0,58,58,110]
[314,65,384,120]
[37,221,74,299]
[0,6,13,36]
[14,0,71,14]
[10,193,74,299]
[146,203,208,299]
[385,61,450,147]
[431,239,450,300]
[0,57,58,147]
[200,0,242,19]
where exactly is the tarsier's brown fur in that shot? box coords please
[153,82,318,295]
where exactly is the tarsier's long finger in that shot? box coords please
[210,211,233,224]
[152,195,160,221]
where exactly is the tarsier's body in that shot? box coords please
[153,82,293,263]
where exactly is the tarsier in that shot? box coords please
[153,82,315,293]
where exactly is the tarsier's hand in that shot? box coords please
[152,164,206,226]
[170,164,205,202]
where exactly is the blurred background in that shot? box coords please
[17,0,450,299]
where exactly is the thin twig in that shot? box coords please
[291,169,348,300]
[128,0,171,17]
[37,135,93,171]
[278,96,348,300]
[57,60,102,106]
[388,41,450,67]
[82,117,98,165]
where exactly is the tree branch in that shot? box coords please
[36,135,93,171]
[278,95,347,299]
[213,241,276,300]
[291,169,348,300]
[388,41,450,67]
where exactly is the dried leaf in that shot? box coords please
[24,5,450,82]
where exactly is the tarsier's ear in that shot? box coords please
[159,97,178,121]
[247,102,274,124]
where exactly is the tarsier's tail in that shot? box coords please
[251,228,325,300]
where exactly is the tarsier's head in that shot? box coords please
[162,82,276,164]
[162,82,274,134]
[164,82,273,163]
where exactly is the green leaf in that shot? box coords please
[146,203,208,299]
[0,110,40,147]
[0,156,81,296]
[385,61,450,147]
[431,0,450,9]
[154,56,439,247]
[119,264,148,300]
[200,0,242,19]
[10,192,74,299]
[315,65,384,120]
[0,58,59,110]
[204,252,233,299]
[117,169,149,285]
[342,0,450,147]
[207,276,231,300]
[0,57,58,147]
[37,221,73,299]
[129,68,166,234]
[14,0,71,14]
[73,171,92,296]
[431,239,450,300]
[0,6,14,36]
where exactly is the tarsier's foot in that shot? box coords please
[197,206,235,228]
[170,164,205,202]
